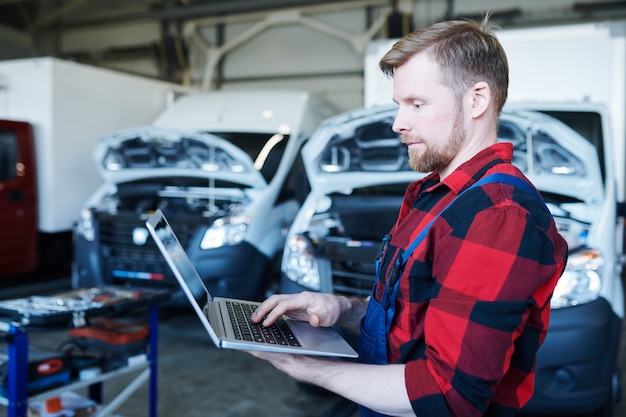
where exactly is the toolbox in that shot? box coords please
[0,286,170,327]
[0,344,71,397]
[64,318,150,373]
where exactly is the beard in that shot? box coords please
[404,112,465,173]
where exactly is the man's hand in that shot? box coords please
[250,291,368,333]
[251,291,342,327]
[246,350,315,382]
[246,349,413,416]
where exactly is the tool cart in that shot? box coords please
[0,286,169,417]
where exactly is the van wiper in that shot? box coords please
[540,191,583,205]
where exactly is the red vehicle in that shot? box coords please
[0,119,39,275]
[0,57,182,278]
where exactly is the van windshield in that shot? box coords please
[538,110,606,183]
[208,132,290,183]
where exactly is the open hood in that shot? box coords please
[94,126,265,189]
[499,107,603,205]
[302,104,604,206]
[302,105,423,194]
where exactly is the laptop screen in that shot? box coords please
[149,213,210,308]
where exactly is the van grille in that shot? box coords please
[95,212,204,286]
[316,237,378,297]
[330,263,376,297]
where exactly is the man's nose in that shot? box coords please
[392,110,408,133]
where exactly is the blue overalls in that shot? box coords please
[356,174,546,417]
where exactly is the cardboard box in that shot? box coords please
[27,391,98,417]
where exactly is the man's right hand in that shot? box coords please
[250,291,345,328]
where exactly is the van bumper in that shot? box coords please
[74,238,270,302]
[522,297,621,414]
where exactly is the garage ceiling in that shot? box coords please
[0,0,374,32]
[2,0,626,88]
[3,0,626,36]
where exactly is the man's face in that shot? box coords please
[391,52,466,174]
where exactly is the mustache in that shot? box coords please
[399,133,414,145]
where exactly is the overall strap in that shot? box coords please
[400,173,547,266]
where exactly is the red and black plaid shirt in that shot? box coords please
[374,143,568,416]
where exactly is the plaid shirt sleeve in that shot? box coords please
[382,160,568,417]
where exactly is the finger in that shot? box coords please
[252,295,295,325]
[246,349,262,358]
[261,294,312,326]
[246,349,273,359]
[250,296,282,322]
[262,302,293,326]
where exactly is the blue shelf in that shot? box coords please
[0,303,159,417]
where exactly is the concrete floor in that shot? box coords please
[113,306,359,417]
[1,275,625,417]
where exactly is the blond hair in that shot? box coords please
[379,16,509,114]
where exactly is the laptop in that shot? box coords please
[146,209,358,358]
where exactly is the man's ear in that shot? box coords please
[469,81,491,119]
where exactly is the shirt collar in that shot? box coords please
[424,142,514,195]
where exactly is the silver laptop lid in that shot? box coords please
[146,209,221,345]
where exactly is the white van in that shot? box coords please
[73,89,338,303]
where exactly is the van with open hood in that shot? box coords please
[73,89,338,302]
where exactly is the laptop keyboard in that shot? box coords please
[225,301,301,347]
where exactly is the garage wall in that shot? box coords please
[1,0,625,111]
[186,7,378,110]
[61,20,162,78]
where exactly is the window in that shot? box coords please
[0,130,17,181]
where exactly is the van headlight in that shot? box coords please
[76,209,95,242]
[200,214,250,249]
[551,248,603,309]
[283,233,321,291]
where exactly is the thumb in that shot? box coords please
[309,313,321,327]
